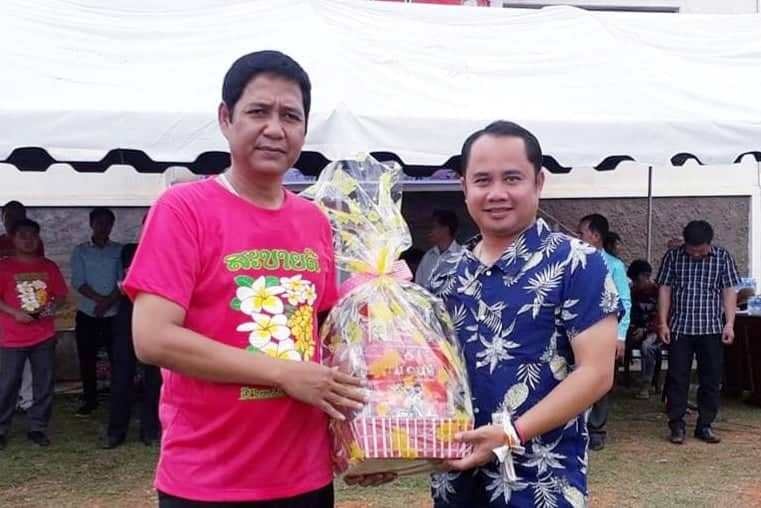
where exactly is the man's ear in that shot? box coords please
[535,168,545,193]
[218,102,232,139]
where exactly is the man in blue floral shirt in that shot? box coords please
[428,121,620,507]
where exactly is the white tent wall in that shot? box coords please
[2,1,761,167]
[0,164,167,206]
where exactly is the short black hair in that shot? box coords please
[627,259,652,281]
[2,200,25,218]
[683,220,713,246]
[2,200,24,211]
[9,218,40,236]
[604,231,621,251]
[90,207,115,224]
[432,209,458,237]
[460,120,542,175]
[222,50,311,129]
[580,213,610,240]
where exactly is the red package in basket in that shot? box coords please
[302,155,474,476]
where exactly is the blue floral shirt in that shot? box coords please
[428,219,620,508]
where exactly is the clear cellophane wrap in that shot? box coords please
[301,155,473,477]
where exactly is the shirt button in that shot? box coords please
[485,270,492,276]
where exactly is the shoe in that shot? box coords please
[694,427,721,444]
[669,427,686,445]
[589,435,605,451]
[75,403,97,417]
[0,435,6,450]
[634,387,651,400]
[102,435,126,450]
[27,431,50,447]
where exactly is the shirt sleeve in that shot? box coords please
[561,247,621,341]
[414,250,434,285]
[318,221,339,313]
[122,192,201,310]
[70,245,85,290]
[720,251,741,289]
[0,265,11,306]
[611,260,632,341]
[48,262,69,300]
[114,246,125,285]
[655,250,674,287]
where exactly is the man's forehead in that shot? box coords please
[241,75,303,103]
[468,136,532,169]
[471,134,527,156]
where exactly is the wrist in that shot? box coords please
[270,357,288,390]
[513,419,526,445]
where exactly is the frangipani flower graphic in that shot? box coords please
[236,276,285,315]
[237,313,291,350]
[280,275,311,306]
[261,339,301,361]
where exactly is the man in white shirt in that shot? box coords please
[414,209,462,286]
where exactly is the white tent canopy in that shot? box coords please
[2,0,761,169]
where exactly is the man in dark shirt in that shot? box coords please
[656,220,740,445]
[627,259,660,400]
[103,228,161,449]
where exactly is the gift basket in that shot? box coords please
[302,155,473,476]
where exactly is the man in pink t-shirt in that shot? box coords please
[123,51,368,507]
[0,219,67,450]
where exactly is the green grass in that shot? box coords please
[1,390,760,507]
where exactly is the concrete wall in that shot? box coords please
[22,194,752,292]
[8,194,748,380]
[26,207,146,285]
[403,193,751,275]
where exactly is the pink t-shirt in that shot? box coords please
[123,178,338,502]
[0,257,67,347]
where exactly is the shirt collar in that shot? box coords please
[677,244,717,259]
[89,238,114,249]
[462,218,550,273]
[435,241,462,256]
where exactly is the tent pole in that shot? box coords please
[647,165,653,264]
